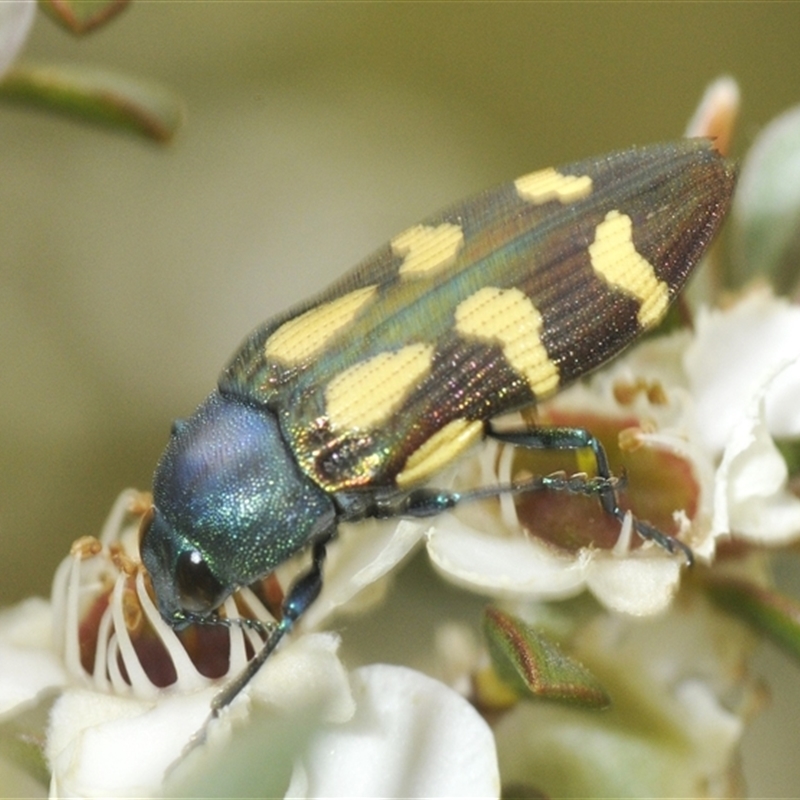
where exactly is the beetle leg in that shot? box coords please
[487,424,694,564]
[211,540,328,713]
[388,474,621,518]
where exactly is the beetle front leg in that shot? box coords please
[487,423,694,564]
[212,540,329,713]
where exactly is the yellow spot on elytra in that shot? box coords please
[391,223,464,278]
[588,211,669,329]
[515,168,593,205]
[396,418,484,489]
[265,286,377,365]
[325,344,434,431]
[455,287,560,398]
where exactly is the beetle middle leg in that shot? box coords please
[388,423,692,564]
[486,423,693,564]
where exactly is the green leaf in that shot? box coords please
[482,606,610,709]
[0,62,183,142]
[38,0,131,35]
[730,105,800,295]
[775,437,800,479]
[705,574,800,663]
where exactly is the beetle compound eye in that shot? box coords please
[175,549,226,614]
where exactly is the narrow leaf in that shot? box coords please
[0,62,182,142]
[482,606,610,709]
[705,574,800,663]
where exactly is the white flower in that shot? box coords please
[2,292,787,799]
[686,288,800,452]
[0,0,35,79]
[0,73,786,800]
[694,291,800,544]
[0,597,67,720]
[426,288,800,616]
[0,490,499,798]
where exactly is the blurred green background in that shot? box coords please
[2,3,800,795]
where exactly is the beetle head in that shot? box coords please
[140,390,336,628]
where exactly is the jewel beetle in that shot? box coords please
[140,139,736,708]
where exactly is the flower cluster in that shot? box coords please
[3,74,800,798]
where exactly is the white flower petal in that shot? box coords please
[166,647,498,799]
[713,362,800,544]
[0,643,66,721]
[674,679,743,762]
[0,596,54,650]
[300,518,425,630]
[0,598,66,720]
[683,75,740,147]
[296,664,500,799]
[0,0,35,78]
[47,687,217,799]
[686,289,800,454]
[427,512,590,600]
[164,634,355,799]
[246,632,354,724]
[585,555,681,616]
[428,510,685,617]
